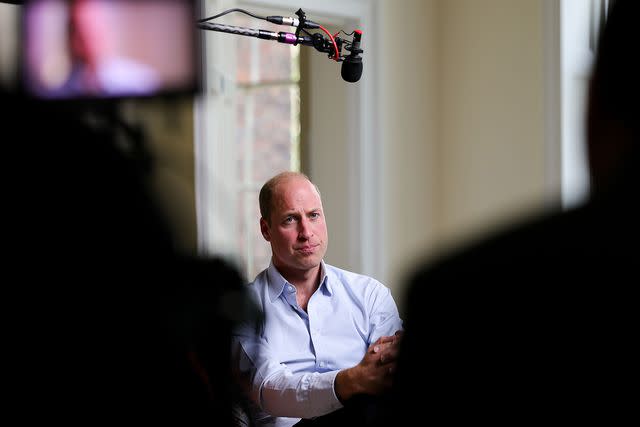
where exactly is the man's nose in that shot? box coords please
[298,218,313,239]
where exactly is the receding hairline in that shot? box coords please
[259,171,321,224]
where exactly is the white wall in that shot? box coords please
[376,0,440,293]
[375,0,551,312]
[438,0,547,246]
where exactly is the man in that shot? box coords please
[388,0,638,424]
[233,171,403,427]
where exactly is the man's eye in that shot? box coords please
[310,212,320,219]
[284,217,294,224]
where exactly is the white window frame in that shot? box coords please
[545,0,613,210]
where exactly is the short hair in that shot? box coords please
[258,171,320,225]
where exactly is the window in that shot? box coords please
[234,13,301,281]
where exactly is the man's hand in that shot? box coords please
[334,331,404,402]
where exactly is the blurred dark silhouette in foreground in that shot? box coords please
[4,90,257,425]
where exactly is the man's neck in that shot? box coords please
[274,263,323,310]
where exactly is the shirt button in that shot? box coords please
[287,285,295,293]
[319,361,325,367]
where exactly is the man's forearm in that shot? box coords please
[334,335,401,401]
[260,370,343,418]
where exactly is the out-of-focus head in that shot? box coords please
[586,0,640,197]
[69,0,114,64]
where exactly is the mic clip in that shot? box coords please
[310,33,344,59]
[345,30,363,58]
[294,8,307,40]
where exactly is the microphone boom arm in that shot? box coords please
[197,22,343,59]
[198,22,314,49]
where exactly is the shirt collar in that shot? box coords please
[320,262,332,295]
[266,260,331,303]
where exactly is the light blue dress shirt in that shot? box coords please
[233,261,403,427]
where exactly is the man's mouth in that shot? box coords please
[296,244,318,254]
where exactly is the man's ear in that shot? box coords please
[260,218,271,242]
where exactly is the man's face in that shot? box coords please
[70,0,113,62]
[260,177,328,277]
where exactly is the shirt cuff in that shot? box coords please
[303,370,344,416]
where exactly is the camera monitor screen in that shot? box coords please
[21,0,200,100]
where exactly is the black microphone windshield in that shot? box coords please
[341,58,363,83]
